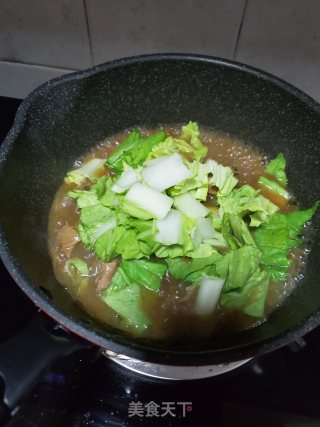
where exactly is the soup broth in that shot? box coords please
[48,125,307,340]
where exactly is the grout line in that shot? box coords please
[233,0,248,60]
[83,0,94,66]
[0,58,76,72]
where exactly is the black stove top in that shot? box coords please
[1,97,320,427]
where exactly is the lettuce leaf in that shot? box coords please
[94,218,156,261]
[220,269,270,317]
[69,176,120,209]
[147,122,208,162]
[78,204,116,248]
[101,258,166,329]
[105,130,166,173]
[218,185,279,227]
[68,188,99,208]
[114,229,144,259]
[120,259,166,292]
[93,176,121,207]
[254,203,317,280]
[215,245,269,318]
[186,242,217,258]
[181,122,208,161]
[78,200,158,261]
[220,245,262,292]
[101,270,150,330]
[257,153,289,201]
[166,252,222,284]
[128,218,156,245]
[205,160,238,196]
[258,176,290,200]
[94,226,126,261]
[221,213,256,250]
[266,153,287,185]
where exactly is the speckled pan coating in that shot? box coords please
[0,54,320,366]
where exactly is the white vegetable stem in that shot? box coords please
[92,219,117,242]
[196,218,215,239]
[125,183,173,219]
[141,153,192,192]
[155,209,183,245]
[112,167,137,193]
[174,192,209,219]
[65,158,105,184]
[192,217,215,246]
[195,276,225,315]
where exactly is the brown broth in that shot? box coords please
[48,125,306,339]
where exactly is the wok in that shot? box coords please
[0,54,320,375]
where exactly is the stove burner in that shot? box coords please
[104,350,251,380]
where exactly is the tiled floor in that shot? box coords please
[0,0,319,101]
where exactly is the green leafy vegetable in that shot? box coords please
[120,259,166,292]
[266,153,287,185]
[258,176,290,200]
[254,203,317,280]
[218,185,279,227]
[101,271,150,330]
[94,226,126,261]
[66,125,317,326]
[220,269,270,317]
[221,213,256,250]
[78,204,116,248]
[215,245,269,318]
[147,122,208,161]
[219,245,262,291]
[105,130,166,173]
[101,258,166,329]
[205,160,238,197]
[68,188,99,208]
[69,176,120,209]
[169,161,209,200]
[181,121,208,161]
[166,252,222,284]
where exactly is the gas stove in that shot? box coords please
[1,97,320,427]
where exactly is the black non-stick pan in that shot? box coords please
[0,54,319,372]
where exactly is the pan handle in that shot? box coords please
[0,314,91,420]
